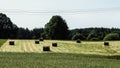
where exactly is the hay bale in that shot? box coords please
[76,39,81,43]
[52,43,57,47]
[39,37,44,41]
[35,40,39,44]
[9,40,15,45]
[43,46,50,51]
[104,42,109,46]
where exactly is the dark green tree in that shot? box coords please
[31,28,44,39]
[0,13,18,39]
[87,30,96,40]
[17,28,33,39]
[17,28,27,39]
[44,15,69,40]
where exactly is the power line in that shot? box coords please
[0,7,120,15]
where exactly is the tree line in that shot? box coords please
[0,13,120,41]
[0,13,44,39]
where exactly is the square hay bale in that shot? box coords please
[35,40,39,44]
[43,46,50,51]
[76,39,81,43]
[104,42,109,46]
[9,40,15,45]
[39,37,44,41]
[52,43,57,47]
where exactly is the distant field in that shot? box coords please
[1,40,120,55]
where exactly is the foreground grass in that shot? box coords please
[0,39,7,47]
[0,52,120,68]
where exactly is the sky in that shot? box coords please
[0,0,120,29]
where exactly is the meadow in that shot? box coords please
[0,40,120,68]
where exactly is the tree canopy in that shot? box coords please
[1,13,120,41]
[44,15,69,40]
[72,33,85,40]
[0,13,18,39]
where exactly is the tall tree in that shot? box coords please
[0,13,18,39]
[44,15,69,40]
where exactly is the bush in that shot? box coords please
[103,33,120,41]
[90,38,100,41]
[72,33,85,40]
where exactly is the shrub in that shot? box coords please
[72,33,85,40]
[103,33,120,41]
[90,38,100,41]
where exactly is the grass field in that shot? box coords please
[0,39,7,47]
[0,52,119,68]
[1,40,120,55]
[0,40,120,68]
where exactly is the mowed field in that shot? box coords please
[0,40,120,68]
[1,40,120,55]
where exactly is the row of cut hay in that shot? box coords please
[22,40,41,53]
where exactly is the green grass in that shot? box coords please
[0,52,120,68]
[0,39,7,47]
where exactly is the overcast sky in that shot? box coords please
[0,0,120,29]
